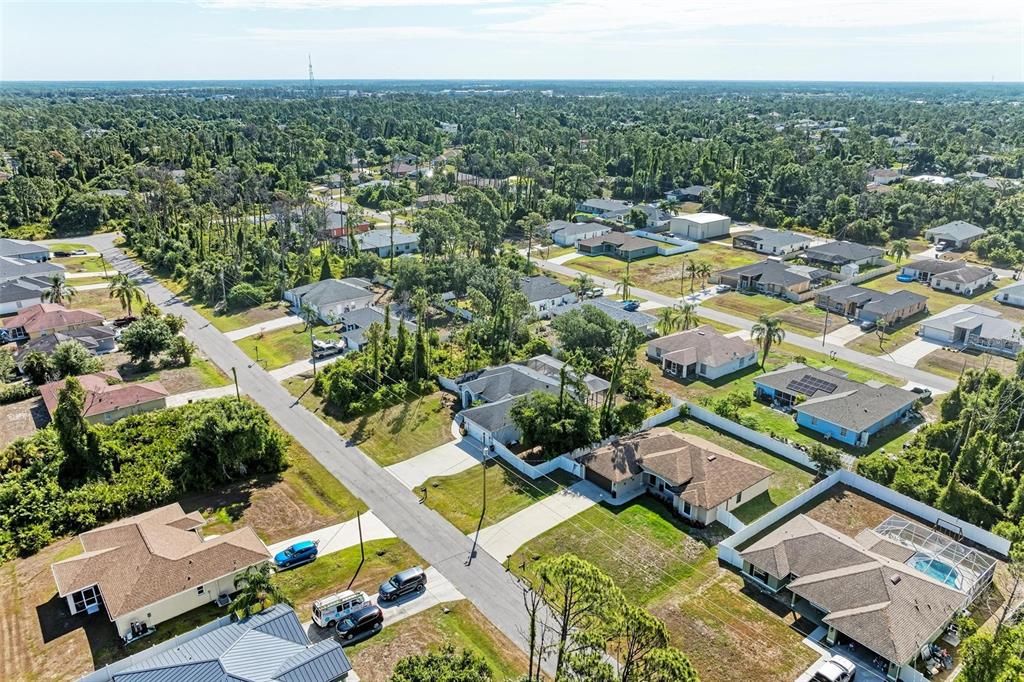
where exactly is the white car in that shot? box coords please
[811,655,856,682]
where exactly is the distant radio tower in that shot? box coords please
[308,54,315,94]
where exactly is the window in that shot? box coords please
[811,417,817,425]
[735,491,742,504]
[682,500,692,516]
[840,427,848,437]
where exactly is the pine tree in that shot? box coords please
[392,318,408,379]
[1008,479,1024,521]
[979,467,1004,506]
[319,254,333,281]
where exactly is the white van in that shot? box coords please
[312,590,369,628]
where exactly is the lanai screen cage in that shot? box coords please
[873,515,997,604]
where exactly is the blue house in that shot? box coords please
[753,363,917,447]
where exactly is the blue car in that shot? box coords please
[622,300,641,312]
[274,540,318,569]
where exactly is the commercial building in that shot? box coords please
[732,229,814,256]
[668,212,731,241]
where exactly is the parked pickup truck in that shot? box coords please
[312,339,344,358]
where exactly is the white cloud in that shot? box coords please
[200,0,506,8]
[240,25,466,41]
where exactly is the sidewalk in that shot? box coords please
[471,480,620,560]
[268,352,347,381]
[65,271,113,280]
[385,422,484,488]
[224,314,303,341]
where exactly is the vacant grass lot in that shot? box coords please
[569,245,762,298]
[700,292,848,338]
[100,351,230,394]
[53,255,109,274]
[513,498,817,681]
[237,324,341,369]
[667,419,815,523]
[423,459,579,534]
[283,381,455,466]
[916,347,1018,380]
[157,275,295,333]
[347,602,529,682]
[65,288,133,318]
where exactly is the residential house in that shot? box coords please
[930,265,996,296]
[576,232,660,260]
[0,238,51,262]
[1,303,105,342]
[753,363,917,446]
[519,275,577,314]
[576,198,632,217]
[547,220,612,247]
[899,259,973,285]
[919,305,1022,358]
[646,325,757,381]
[40,371,168,425]
[324,222,371,242]
[355,229,420,258]
[0,255,64,284]
[456,355,610,445]
[415,193,455,208]
[814,285,927,325]
[604,203,672,230]
[739,514,990,682]
[51,503,270,640]
[665,185,709,202]
[578,428,772,522]
[283,278,376,324]
[802,241,885,270]
[924,221,987,251]
[716,260,831,302]
[907,174,955,187]
[867,168,901,185]
[0,275,51,316]
[110,604,352,682]
[333,306,416,353]
[668,212,731,241]
[547,297,658,335]
[732,229,814,256]
[14,325,117,367]
[994,281,1024,308]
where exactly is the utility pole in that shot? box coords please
[822,308,830,346]
[308,54,315,96]
[220,267,227,308]
[309,326,317,376]
[231,367,240,401]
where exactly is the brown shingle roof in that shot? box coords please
[2,303,104,334]
[649,325,755,369]
[39,371,169,419]
[51,503,269,620]
[579,428,772,509]
[740,515,966,664]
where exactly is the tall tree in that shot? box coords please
[41,275,76,305]
[108,273,144,316]
[231,563,292,618]
[888,238,911,264]
[751,314,785,369]
[391,644,492,682]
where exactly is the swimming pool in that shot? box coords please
[910,552,962,589]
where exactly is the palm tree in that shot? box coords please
[656,303,698,335]
[108,273,143,316]
[298,302,319,331]
[696,261,713,292]
[616,267,634,301]
[686,258,699,294]
[888,239,911,264]
[571,273,595,298]
[751,315,786,370]
[41,276,76,306]
[230,563,292,618]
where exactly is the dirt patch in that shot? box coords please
[0,538,117,681]
[776,307,845,335]
[800,485,909,537]
[0,397,48,448]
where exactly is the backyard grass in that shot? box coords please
[423,459,580,535]
[667,419,815,523]
[915,347,1018,381]
[568,245,762,298]
[282,381,456,466]
[347,602,529,682]
[66,275,111,286]
[273,538,422,619]
[184,438,366,544]
[236,323,341,369]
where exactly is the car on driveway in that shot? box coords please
[379,566,427,602]
[70,249,88,256]
[810,654,856,682]
[53,250,71,258]
[274,540,318,569]
[622,300,640,312]
[335,603,383,643]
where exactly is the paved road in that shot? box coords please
[77,233,555,676]
[534,257,957,392]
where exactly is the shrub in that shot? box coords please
[227,282,264,310]
[0,382,37,405]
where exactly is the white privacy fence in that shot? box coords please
[683,401,817,470]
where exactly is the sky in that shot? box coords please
[2,0,1024,82]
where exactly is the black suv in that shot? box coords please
[335,603,383,643]
[378,566,427,602]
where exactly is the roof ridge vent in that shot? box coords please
[890,574,901,585]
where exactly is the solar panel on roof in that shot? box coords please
[785,375,838,396]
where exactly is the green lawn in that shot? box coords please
[54,255,111,274]
[424,459,580,534]
[95,602,227,667]
[347,602,529,682]
[283,381,455,466]
[568,245,762,298]
[157,275,295,333]
[66,288,132,318]
[273,538,421,618]
[667,419,815,523]
[701,292,846,337]
[45,241,94,253]
[237,324,340,369]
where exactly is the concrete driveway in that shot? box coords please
[823,322,867,347]
[888,337,944,368]
[549,252,582,265]
[267,511,395,559]
[385,429,485,488]
[225,314,303,341]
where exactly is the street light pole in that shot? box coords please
[822,308,830,347]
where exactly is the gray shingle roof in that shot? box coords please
[740,515,966,665]
[357,229,419,250]
[902,259,968,275]
[804,241,884,264]
[0,256,64,281]
[649,325,755,369]
[287,279,372,307]
[719,259,827,289]
[734,229,814,250]
[114,605,352,682]
[817,285,926,317]
[461,396,518,432]
[925,221,987,242]
[932,265,993,284]
[519,275,571,303]
[0,275,50,303]
[546,298,657,331]
[579,198,631,213]
[0,238,49,259]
